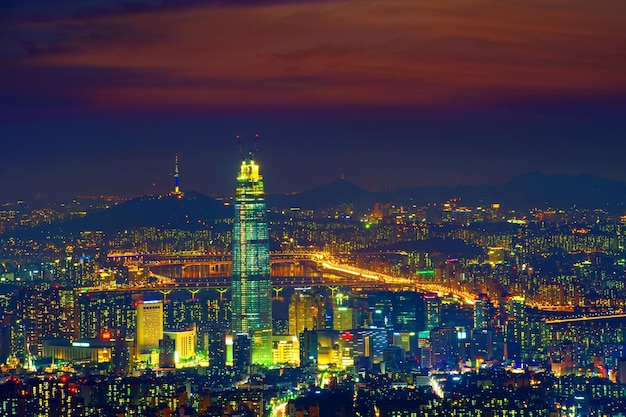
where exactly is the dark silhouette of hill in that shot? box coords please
[81,192,230,232]
[488,172,626,209]
[267,178,373,211]
[268,172,626,213]
[11,192,230,238]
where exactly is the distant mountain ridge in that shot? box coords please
[267,178,371,211]
[7,172,626,239]
[267,172,626,213]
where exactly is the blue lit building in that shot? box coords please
[231,156,272,365]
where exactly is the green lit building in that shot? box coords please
[231,156,273,365]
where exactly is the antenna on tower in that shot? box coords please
[235,133,260,160]
[235,135,244,159]
[252,133,259,159]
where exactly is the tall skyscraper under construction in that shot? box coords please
[231,139,272,365]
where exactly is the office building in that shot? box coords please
[164,329,197,367]
[289,291,324,336]
[231,152,272,366]
[135,300,163,360]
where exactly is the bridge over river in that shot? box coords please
[96,252,478,305]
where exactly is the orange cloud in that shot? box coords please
[8,0,626,113]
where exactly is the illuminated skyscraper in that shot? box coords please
[136,300,163,357]
[504,296,527,360]
[474,293,493,330]
[424,293,441,331]
[289,291,324,336]
[367,291,425,332]
[231,149,272,365]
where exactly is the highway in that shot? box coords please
[318,261,477,304]
[98,251,479,304]
[103,251,626,317]
[544,313,626,324]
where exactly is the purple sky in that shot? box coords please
[1,0,626,199]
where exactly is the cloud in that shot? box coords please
[1,0,626,116]
[2,0,210,20]
[272,43,364,62]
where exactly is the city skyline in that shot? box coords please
[2,117,626,415]
[2,0,626,200]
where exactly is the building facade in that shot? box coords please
[231,156,272,365]
[135,300,163,359]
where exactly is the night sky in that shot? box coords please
[2,0,626,200]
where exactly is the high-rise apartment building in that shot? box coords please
[17,288,59,359]
[430,326,460,368]
[424,293,441,331]
[505,296,527,360]
[231,155,272,365]
[474,293,493,330]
